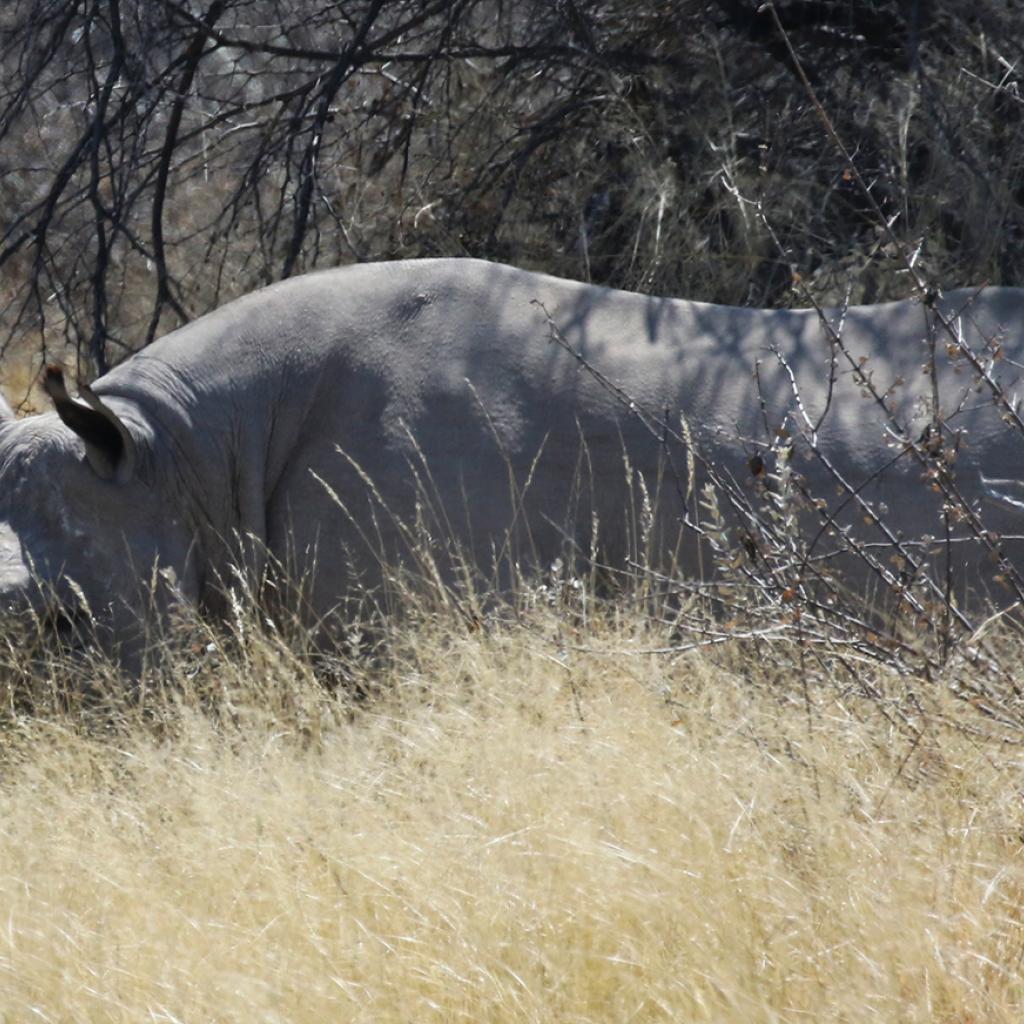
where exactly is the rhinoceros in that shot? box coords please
[1,258,1023,666]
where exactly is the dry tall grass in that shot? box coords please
[1,604,1023,1022]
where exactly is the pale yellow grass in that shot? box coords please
[2,620,1023,1022]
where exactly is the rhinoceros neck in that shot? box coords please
[93,343,279,584]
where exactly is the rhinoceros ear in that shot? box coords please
[43,366,136,481]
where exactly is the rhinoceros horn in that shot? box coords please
[42,365,136,481]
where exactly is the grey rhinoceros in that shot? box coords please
[1,258,1023,666]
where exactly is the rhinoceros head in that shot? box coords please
[0,369,197,667]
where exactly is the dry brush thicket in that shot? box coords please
[0,0,1021,379]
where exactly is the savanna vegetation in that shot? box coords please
[2,1,1024,1019]
[4,601,1024,1021]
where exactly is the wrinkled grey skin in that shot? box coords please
[2,258,1024,667]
